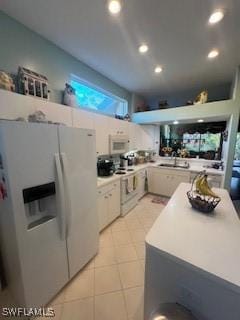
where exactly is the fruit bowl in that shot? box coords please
[187,171,221,214]
[187,190,221,214]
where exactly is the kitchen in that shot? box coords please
[0,1,240,320]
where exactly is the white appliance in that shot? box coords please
[109,135,129,155]
[0,121,99,308]
[121,172,139,216]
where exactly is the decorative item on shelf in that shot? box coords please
[136,101,149,112]
[194,90,208,105]
[0,71,15,92]
[63,83,77,107]
[187,171,221,214]
[178,148,189,158]
[161,147,172,157]
[28,110,47,123]
[158,100,169,109]
[186,100,194,105]
[18,67,50,100]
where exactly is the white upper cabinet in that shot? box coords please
[129,124,159,151]
[129,122,139,150]
[72,108,94,129]
[0,89,39,120]
[153,126,160,153]
[37,101,73,126]
[93,113,110,155]
[141,125,154,150]
[108,117,129,136]
[0,90,73,126]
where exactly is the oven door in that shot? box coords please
[110,135,129,155]
[121,175,138,204]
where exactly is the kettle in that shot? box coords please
[120,156,128,168]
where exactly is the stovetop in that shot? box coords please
[115,171,126,175]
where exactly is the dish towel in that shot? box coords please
[133,175,138,190]
[126,176,134,194]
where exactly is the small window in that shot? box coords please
[71,78,128,117]
[183,132,221,153]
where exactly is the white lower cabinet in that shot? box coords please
[97,181,120,231]
[148,167,190,197]
[190,172,222,188]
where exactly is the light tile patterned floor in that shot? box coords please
[0,194,165,320]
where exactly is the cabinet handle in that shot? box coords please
[104,196,108,199]
[109,194,112,197]
[98,191,102,194]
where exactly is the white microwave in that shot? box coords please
[109,135,129,155]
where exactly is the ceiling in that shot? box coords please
[1,0,240,97]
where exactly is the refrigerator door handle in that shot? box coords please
[60,152,72,239]
[55,153,67,241]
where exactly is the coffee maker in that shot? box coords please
[97,159,115,177]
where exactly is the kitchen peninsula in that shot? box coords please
[145,183,240,320]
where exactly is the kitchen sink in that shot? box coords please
[158,163,190,169]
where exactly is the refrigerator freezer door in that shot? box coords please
[58,126,99,278]
[0,121,69,307]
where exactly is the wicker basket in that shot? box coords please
[187,172,221,214]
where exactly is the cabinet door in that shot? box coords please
[154,126,160,154]
[148,169,167,195]
[39,101,73,126]
[109,117,129,136]
[108,183,121,222]
[72,108,94,129]
[148,168,189,197]
[97,194,109,232]
[129,123,138,150]
[128,123,142,150]
[208,176,222,188]
[140,125,155,150]
[168,174,190,195]
[94,113,110,156]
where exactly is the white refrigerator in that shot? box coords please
[0,120,99,307]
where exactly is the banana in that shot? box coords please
[198,175,220,198]
[195,174,205,193]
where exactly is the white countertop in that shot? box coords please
[97,161,224,188]
[146,183,240,293]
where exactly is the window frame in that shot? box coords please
[70,75,128,117]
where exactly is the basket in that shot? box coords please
[187,172,221,214]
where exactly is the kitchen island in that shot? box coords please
[145,183,240,320]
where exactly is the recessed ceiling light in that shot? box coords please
[108,0,121,15]
[154,66,163,73]
[153,316,167,320]
[208,49,219,59]
[198,119,204,123]
[138,44,149,54]
[209,10,224,24]
[173,121,179,125]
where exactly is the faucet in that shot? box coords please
[171,151,177,167]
